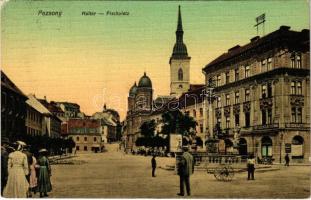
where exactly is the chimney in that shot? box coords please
[279,26,290,31]
[228,45,240,52]
[250,36,260,42]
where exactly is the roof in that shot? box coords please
[178,85,205,109]
[203,26,310,72]
[38,99,65,114]
[91,112,118,126]
[26,94,51,115]
[138,72,152,88]
[68,119,101,129]
[56,102,80,108]
[1,71,27,98]
[189,84,205,92]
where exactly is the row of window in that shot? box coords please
[216,106,302,129]
[291,53,302,69]
[291,81,302,95]
[27,127,41,136]
[191,108,204,118]
[216,81,302,108]
[76,146,88,151]
[27,110,41,124]
[75,136,98,142]
[212,53,302,88]
[217,112,250,129]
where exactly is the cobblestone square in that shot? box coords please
[44,145,311,198]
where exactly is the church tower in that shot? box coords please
[169,6,191,97]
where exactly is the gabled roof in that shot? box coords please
[26,94,51,115]
[1,71,27,98]
[38,99,64,114]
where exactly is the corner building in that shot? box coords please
[203,26,310,163]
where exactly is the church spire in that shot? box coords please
[177,5,183,34]
[171,5,188,61]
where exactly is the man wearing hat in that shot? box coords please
[1,137,10,195]
[177,146,194,196]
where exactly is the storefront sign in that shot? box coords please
[285,143,291,153]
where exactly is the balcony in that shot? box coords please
[259,97,273,109]
[290,95,304,107]
[253,123,279,130]
[285,123,310,129]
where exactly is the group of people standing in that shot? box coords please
[1,138,52,198]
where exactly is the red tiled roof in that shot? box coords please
[68,119,101,129]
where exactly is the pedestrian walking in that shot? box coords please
[1,137,10,195]
[151,155,156,177]
[23,145,33,197]
[37,149,52,198]
[177,146,194,196]
[3,142,29,198]
[29,155,39,197]
[285,153,290,166]
[247,154,255,180]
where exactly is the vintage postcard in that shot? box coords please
[1,0,310,198]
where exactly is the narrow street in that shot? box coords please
[47,144,310,198]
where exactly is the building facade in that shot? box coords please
[203,26,310,163]
[1,71,27,141]
[67,119,103,153]
[56,102,81,121]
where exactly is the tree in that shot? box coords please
[161,110,197,136]
[161,110,197,150]
[140,120,156,138]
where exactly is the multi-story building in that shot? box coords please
[38,98,63,138]
[55,101,81,121]
[67,119,103,153]
[178,85,207,151]
[1,71,27,141]
[202,26,310,163]
[91,105,121,143]
[25,94,51,136]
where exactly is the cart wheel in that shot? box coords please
[213,167,223,181]
[222,166,234,181]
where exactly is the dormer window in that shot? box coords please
[296,54,302,68]
[267,57,272,70]
[245,66,250,78]
[261,59,267,72]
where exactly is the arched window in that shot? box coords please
[178,68,183,81]
[239,138,248,156]
[261,136,272,157]
[292,135,304,158]
[225,139,233,154]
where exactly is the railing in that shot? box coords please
[253,123,279,130]
[285,123,310,129]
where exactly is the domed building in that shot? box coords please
[124,72,154,149]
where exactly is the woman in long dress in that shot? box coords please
[37,150,52,197]
[29,155,38,197]
[3,143,29,198]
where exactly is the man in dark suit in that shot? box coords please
[151,155,156,177]
[1,137,9,195]
[177,146,194,196]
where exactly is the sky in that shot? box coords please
[1,0,309,120]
